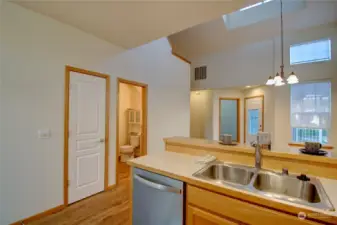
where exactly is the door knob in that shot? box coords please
[99,138,105,143]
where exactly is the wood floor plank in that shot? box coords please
[29,168,131,225]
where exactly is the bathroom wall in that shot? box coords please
[118,83,142,146]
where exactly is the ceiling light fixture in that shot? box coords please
[266,76,275,85]
[266,0,299,86]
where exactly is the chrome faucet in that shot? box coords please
[255,136,262,169]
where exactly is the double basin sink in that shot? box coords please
[193,161,334,211]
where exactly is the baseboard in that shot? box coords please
[10,205,65,225]
[106,184,116,191]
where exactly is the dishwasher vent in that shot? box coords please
[194,66,207,80]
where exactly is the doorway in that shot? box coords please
[64,66,110,205]
[244,95,264,143]
[116,78,148,182]
[219,98,240,142]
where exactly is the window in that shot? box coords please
[290,39,331,65]
[240,0,273,11]
[248,109,259,135]
[291,82,331,144]
[223,0,305,30]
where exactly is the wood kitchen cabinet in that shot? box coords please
[187,205,238,225]
[186,185,324,225]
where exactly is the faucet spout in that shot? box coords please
[255,136,262,169]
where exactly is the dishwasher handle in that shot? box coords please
[134,174,182,194]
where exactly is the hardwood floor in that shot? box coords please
[30,164,131,225]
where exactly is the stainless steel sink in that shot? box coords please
[193,161,334,211]
[195,163,255,185]
[253,171,320,203]
[194,162,255,186]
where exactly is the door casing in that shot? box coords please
[116,78,148,185]
[64,65,110,206]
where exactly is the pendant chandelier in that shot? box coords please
[266,0,299,86]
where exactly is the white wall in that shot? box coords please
[0,2,190,224]
[191,23,337,90]
[191,87,270,144]
[190,23,337,151]
[191,81,337,151]
[190,90,213,139]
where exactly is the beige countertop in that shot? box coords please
[165,137,337,165]
[128,151,337,222]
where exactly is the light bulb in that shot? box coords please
[274,73,283,83]
[266,76,275,86]
[287,72,299,84]
[275,80,285,86]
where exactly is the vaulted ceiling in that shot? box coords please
[12,0,260,49]
[168,0,337,60]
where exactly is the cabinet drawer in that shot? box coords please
[187,185,322,225]
[187,205,239,225]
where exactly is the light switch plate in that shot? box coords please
[257,132,271,144]
[38,129,51,139]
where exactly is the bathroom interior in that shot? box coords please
[118,82,143,177]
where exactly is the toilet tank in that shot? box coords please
[130,135,140,147]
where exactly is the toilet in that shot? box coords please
[120,135,140,162]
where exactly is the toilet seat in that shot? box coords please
[120,145,134,154]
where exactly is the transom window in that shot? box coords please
[290,39,331,65]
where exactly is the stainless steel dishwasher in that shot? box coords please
[132,168,184,225]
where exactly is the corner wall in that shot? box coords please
[0,2,190,224]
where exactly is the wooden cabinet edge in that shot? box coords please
[186,184,331,225]
[187,205,239,225]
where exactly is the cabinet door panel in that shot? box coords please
[187,185,323,225]
[187,205,238,225]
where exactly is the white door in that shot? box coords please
[245,97,263,144]
[68,72,106,204]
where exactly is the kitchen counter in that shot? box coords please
[165,137,336,159]
[128,151,337,223]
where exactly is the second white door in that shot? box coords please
[68,72,106,204]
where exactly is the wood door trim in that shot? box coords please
[116,77,148,185]
[244,95,264,143]
[64,65,110,206]
[171,51,191,64]
[218,98,240,142]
